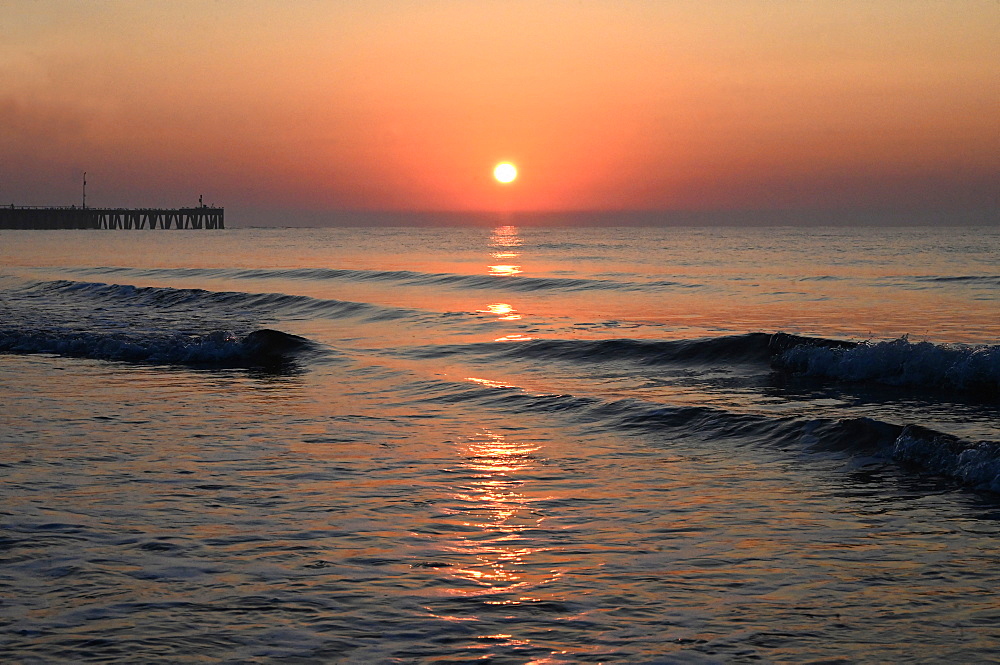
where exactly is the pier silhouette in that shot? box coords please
[0,205,224,230]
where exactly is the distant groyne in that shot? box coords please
[0,206,224,230]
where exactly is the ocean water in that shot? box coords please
[1,223,998,663]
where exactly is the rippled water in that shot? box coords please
[1,224,999,662]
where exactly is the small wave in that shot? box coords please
[407,376,1000,492]
[0,327,317,369]
[406,332,849,367]
[69,266,702,293]
[17,278,400,322]
[403,332,997,398]
[797,275,848,282]
[797,417,1000,491]
[893,425,1000,492]
[775,337,1000,396]
[912,275,1000,287]
[494,334,782,365]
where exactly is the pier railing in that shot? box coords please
[0,206,224,230]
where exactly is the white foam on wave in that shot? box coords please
[778,337,1000,393]
[892,425,1000,492]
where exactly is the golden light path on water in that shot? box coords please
[488,225,524,279]
[488,265,523,277]
[486,225,531,339]
[478,302,521,320]
[428,226,565,655]
[426,227,556,653]
[425,427,568,659]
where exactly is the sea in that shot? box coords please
[1,223,998,663]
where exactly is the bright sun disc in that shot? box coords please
[494,163,517,183]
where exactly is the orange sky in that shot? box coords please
[1,1,997,221]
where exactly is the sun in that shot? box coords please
[493,162,517,184]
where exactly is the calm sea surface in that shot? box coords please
[1,224,999,663]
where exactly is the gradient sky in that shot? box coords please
[1,1,997,221]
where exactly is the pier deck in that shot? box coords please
[0,206,224,230]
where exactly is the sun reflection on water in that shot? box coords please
[490,225,523,252]
[488,225,523,277]
[466,376,517,389]
[484,225,531,340]
[478,302,522,320]
[436,428,560,601]
[494,333,533,342]
[488,264,523,277]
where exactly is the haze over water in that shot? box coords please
[2,224,999,662]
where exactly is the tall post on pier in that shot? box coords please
[82,172,87,209]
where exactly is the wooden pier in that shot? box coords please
[0,206,224,230]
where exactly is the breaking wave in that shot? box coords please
[0,327,317,368]
[406,375,1000,492]
[403,333,999,396]
[775,336,1000,395]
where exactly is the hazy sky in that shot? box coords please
[2,1,997,221]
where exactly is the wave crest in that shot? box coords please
[0,327,316,369]
[893,425,1000,492]
[775,337,1000,395]
[70,265,703,293]
[411,378,1000,492]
